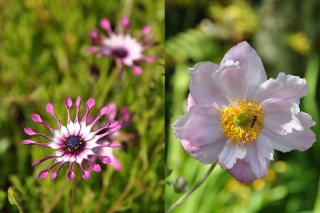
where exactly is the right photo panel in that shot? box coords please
[165,0,320,212]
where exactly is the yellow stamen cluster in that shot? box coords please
[220,98,264,146]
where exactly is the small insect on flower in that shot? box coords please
[23,96,122,180]
[251,115,257,128]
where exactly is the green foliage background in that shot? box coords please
[165,0,320,212]
[0,0,164,212]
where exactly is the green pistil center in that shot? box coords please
[233,112,251,126]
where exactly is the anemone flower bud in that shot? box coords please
[173,176,188,193]
[8,187,24,206]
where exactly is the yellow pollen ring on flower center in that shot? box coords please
[220,98,265,146]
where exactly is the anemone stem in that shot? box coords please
[166,163,217,213]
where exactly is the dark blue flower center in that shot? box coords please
[111,48,128,58]
[64,136,85,154]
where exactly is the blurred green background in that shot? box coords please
[165,0,320,212]
[0,0,164,212]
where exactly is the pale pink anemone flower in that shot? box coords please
[86,103,134,171]
[23,96,122,180]
[172,41,316,183]
[87,16,156,75]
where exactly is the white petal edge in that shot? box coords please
[219,41,267,100]
[253,72,308,105]
[261,128,316,153]
[218,141,247,169]
[188,62,228,106]
[172,104,223,147]
[181,135,228,164]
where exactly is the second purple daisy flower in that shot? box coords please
[87,16,156,75]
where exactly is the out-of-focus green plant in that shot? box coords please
[0,0,164,212]
[287,32,312,56]
[208,1,258,42]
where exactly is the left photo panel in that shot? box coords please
[0,1,164,212]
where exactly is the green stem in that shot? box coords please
[107,159,140,213]
[122,180,165,204]
[43,173,69,213]
[0,95,39,105]
[69,166,77,213]
[94,168,114,213]
[122,0,133,17]
[166,163,217,213]
[96,68,118,108]
[17,204,24,213]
